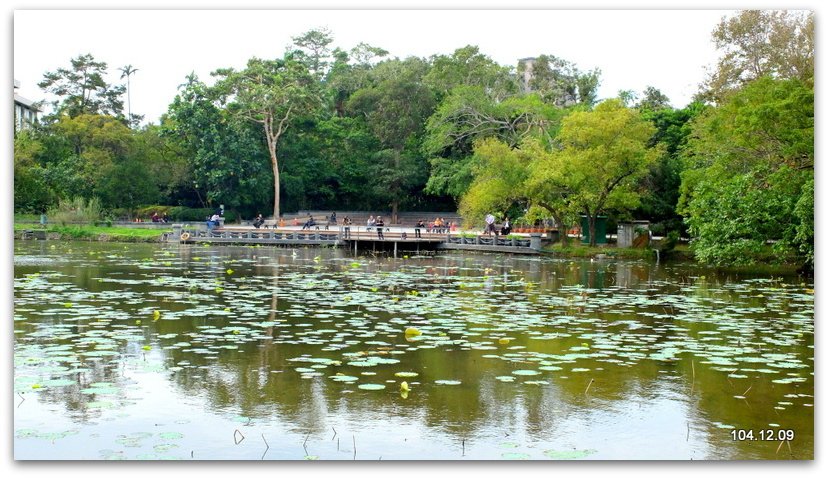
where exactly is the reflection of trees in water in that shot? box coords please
[14,242,814,457]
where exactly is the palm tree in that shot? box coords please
[119,65,139,126]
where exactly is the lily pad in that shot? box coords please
[543,449,597,460]
[357,383,386,391]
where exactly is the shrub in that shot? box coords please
[47,197,103,225]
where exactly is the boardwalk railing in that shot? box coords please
[171,224,545,254]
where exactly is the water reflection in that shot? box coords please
[13,241,813,460]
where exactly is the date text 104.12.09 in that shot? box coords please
[731,429,795,441]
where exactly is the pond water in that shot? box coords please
[13,241,814,460]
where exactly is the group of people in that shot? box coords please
[235,211,515,239]
[484,213,511,236]
[424,217,453,234]
[150,212,169,223]
[366,215,387,239]
[207,210,222,230]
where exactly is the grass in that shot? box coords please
[14,223,171,242]
[542,241,657,260]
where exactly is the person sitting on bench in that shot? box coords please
[207,213,221,231]
[302,215,316,230]
[253,214,265,228]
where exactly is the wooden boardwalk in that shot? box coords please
[171,225,543,255]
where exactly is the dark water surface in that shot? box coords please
[13,241,814,460]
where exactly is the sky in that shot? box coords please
[12,8,735,124]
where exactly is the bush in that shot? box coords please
[47,197,103,225]
[135,205,173,219]
[127,205,240,223]
[660,231,679,253]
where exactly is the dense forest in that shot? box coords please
[13,10,813,269]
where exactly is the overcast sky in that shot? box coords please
[13,8,737,124]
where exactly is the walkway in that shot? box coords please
[172,224,545,256]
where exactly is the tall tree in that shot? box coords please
[424,45,517,101]
[347,57,436,223]
[459,101,659,246]
[679,77,813,268]
[326,42,388,116]
[38,53,126,120]
[290,28,335,79]
[636,86,671,111]
[423,88,562,199]
[633,102,702,234]
[213,55,319,219]
[119,64,140,127]
[520,54,601,107]
[164,74,273,216]
[700,10,814,103]
[554,99,660,246]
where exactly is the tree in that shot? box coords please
[347,57,436,223]
[458,138,530,227]
[554,99,660,246]
[423,87,562,199]
[636,86,672,111]
[119,64,140,127]
[290,28,335,79]
[164,74,273,216]
[424,45,517,101]
[520,54,601,107]
[326,42,388,116]
[14,129,53,213]
[632,102,703,233]
[38,53,126,120]
[700,10,814,103]
[459,101,658,246]
[679,77,813,268]
[212,56,319,219]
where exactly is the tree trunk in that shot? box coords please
[272,157,280,220]
[392,148,401,224]
[588,214,597,247]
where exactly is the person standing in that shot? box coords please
[415,219,424,238]
[485,213,496,235]
[376,216,385,239]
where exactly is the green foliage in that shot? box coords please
[793,178,814,270]
[553,99,660,245]
[38,53,126,120]
[700,10,814,102]
[458,138,529,226]
[424,45,517,100]
[683,170,805,265]
[212,55,321,218]
[520,54,601,107]
[632,102,704,233]
[423,87,563,199]
[346,57,436,219]
[47,197,103,225]
[164,75,273,214]
[680,77,813,267]
[14,130,54,213]
[459,101,657,246]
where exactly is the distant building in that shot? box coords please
[14,79,40,132]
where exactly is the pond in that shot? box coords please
[13,241,814,460]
